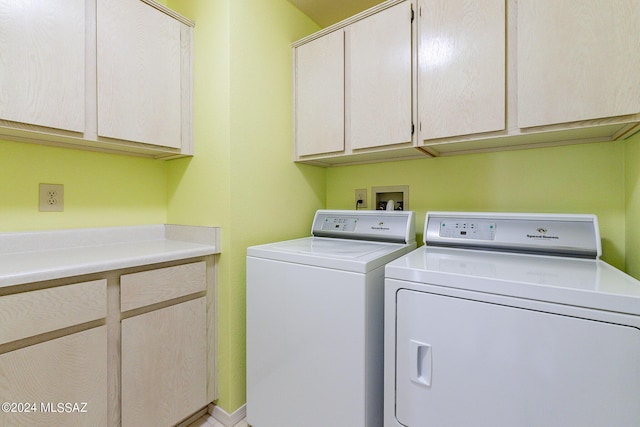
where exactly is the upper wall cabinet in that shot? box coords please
[97,0,183,149]
[0,0,194,159]
[295,30,345,157]
[294,0,640,165]
[517,0,640,128]
[0,0,85,133]
[349,3,413,151]
[293,0,417,166]
[417,0,505,141]
[417,0,640,156]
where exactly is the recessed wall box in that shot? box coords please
[372,185,409,211]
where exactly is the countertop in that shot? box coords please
[0,224,220,288]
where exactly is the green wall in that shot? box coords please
[0,140,167,231]
[166,0,323,413]
[327,141,627,269]
[626,132,640,278]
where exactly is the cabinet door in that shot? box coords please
[0,327,107,427]
[518,0,640,128]
[0,0,85,132]
[395,290,640,426]
[294,30,345,157]
[97,0,182,149]
[121,298,207,427]
[349,2,412,150]
[418,0,505,140]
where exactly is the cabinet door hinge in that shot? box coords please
[411,6,415,22]
[412,123,415,135]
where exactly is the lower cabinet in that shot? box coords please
[0,258,215,427]
[0,279,107,427]
[0,327,108,427]
[121,297,207,427]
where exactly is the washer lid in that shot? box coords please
[247,237,415,273]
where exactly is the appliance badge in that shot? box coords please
[371,221,390,231]
[527,227,559,240]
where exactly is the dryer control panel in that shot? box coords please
[425,212,601,259]
[439,220,496,241]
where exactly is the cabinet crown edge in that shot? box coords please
[139,0,195,27]
[292,0,408,47]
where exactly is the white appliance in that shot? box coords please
[384,212,640,427]
[247,210,416,427]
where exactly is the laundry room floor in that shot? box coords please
[188,415,248,427]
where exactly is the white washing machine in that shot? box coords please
[246,210,416,427]
[384,212,640,427]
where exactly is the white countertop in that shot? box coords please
[0,224,220,288]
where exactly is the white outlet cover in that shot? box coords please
[355,188,368,209]
[39,183,64,212]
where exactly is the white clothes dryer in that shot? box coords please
[247,210,416,427]
[384,212,640,427]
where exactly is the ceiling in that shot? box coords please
[288,0,384,27]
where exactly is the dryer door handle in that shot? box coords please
[409,340,432,387]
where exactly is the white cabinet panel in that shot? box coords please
[395,290,640,426]
[0,327,108,427]
[246,257,371,426]
[349,2,412,150]
[295,30,345,157]
[97,0,182,148]
[0,0,85,132]
[0,279,106,345]
[121,297,207,427]
[518,0,640,128]
[418,0,505,140]
[120,261,206,312]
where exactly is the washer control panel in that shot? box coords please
[439,221,496,241]
[311,210,415,244]
[321,217,358,233]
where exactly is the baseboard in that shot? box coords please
[210,403,247,426]
[178,407,210,427]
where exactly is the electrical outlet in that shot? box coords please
[355,188,368,209]
[39,183,64,212]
